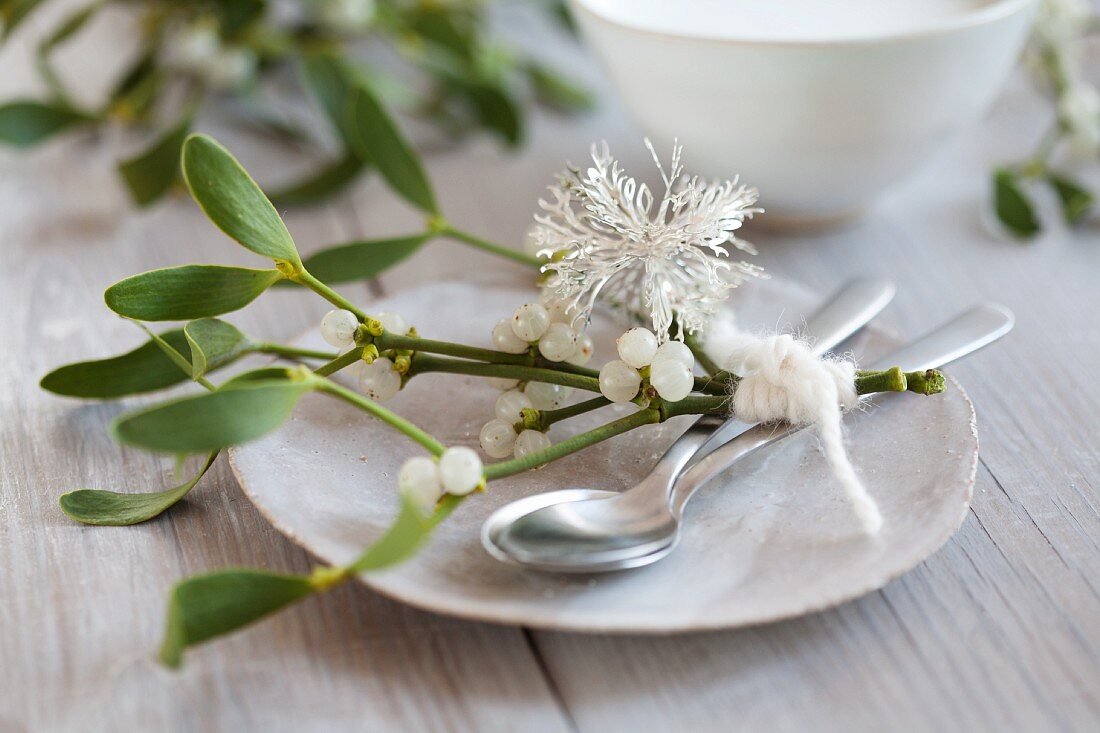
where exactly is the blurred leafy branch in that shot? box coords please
[0,0,592,208]
[992,0,1098,238]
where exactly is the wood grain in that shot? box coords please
[1,4,1098,732]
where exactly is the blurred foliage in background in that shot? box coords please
[0,0,592,207]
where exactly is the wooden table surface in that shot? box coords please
[2,6,1099,732]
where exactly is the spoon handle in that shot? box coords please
[669,303,1015,517]
[624,279,896,508]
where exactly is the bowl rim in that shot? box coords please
[568,0,1037,47]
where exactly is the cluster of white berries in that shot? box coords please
[398,447,483,511]
[320,308,411,402]
[491,301,594,366]
[599,328,696,404]
[165,21,257,91]
[477,300,595,461]
[478,388,552,459]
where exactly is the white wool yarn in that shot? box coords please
[726,333,882,534]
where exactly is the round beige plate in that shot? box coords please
[230,277,977,632]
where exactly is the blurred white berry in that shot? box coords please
[538,322,578,362]
[358,357,402,401]
[479,419,518,459]
[495,389,533,423]
[616,328,658,369]
[654,340,695,369]
[377,311,408,335]
[649,357,694,402]
[524,381,572,410]
[321,308,359,347]
[514,429,552,460]
[439,446,483,495]
[599,360,641,403]
[567,332,594,366]
[492,318,529,354]
[511,303,550,342]
[167,23,219,70]
[319,0,376,30]
[1059,82,1100,157]
[203,47,256,91]
[398,456,442,511]
[485,377,520,390]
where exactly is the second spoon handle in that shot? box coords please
[669,303,1015,516]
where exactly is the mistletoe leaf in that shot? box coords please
[267,153,364,208]
[302,53,359,146]
[184,318,252,378]
[0,100,91,147]
[160,568,316,668]
[105,265,284,321]
[111,377,311,453]
[181,134,302,267]
[294,234,429,284]
[59,451,218,526]
[40,329,192,398]
[528,63,593,113]
[345,81,439,214]
[1047,173,1094,226]
[118,112,192,206]
[350,494,463,571]
[993,169,1040,239]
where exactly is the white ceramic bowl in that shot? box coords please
[569,0,1037,226]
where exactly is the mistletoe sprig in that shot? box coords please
[43,129,945,666]
[0,0,590,208]
[993,0,1098,237]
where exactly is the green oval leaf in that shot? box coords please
[160,569,316,668]
[0,100,91,147]
[59,451,218,526]
[184,318,252,378]
[118,112,192,207]
[345,82,439,214]
[296,234,429,284]
[41,328,192,398]
[1048,173,1094,227]
[181,134,302,266]
[105,264,283,321]
[302,53,359,146]
[112,377,311,453]
[350,493,463,572]
[993,169,1040,239]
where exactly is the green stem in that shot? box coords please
[684,331,722,377]
[484,409,662,479]
[440,226,542,269]
[313,347,364,377]
[294,269,368,321]
[855,367,946,396]
[662,394,729,418]
[410,354,601,392]
[314,376,445,455]
[257,343,339,361]
[537,396,610,428]
[378,332,535,365]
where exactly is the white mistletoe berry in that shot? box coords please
[524,381,572,410]
[479,419,518,459]
[495,389,533,423]
[617,328,658,369]
[538,322,579,362]
[376,311,408,336]
[398,456,443,510]
[599,360,642,403]
[492,318,530,354]
[649,357,694,402]
[511,303,551,342]
[654,340,695,369]
[567,332,595,366]
[321,309,359,347]
[514,429,552,459]
[438,446,483,495]
[358,357,402,401]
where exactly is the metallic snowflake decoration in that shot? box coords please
[533,139,763,342]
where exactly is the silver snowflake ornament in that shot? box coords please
[533,139,763,341]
